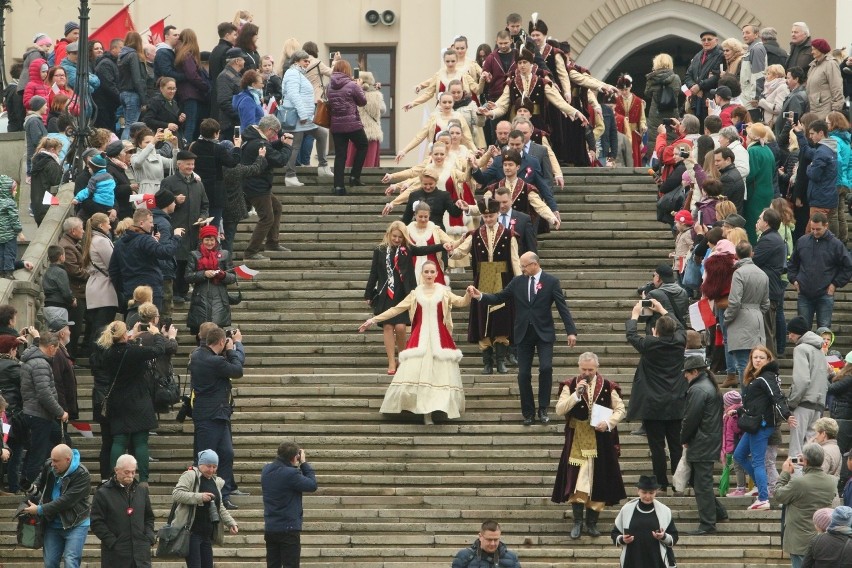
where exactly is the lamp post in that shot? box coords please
[0,0,13,92]
[66,0,92,179]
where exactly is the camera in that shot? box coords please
[783,111,799,123]
[175,395,193,422]
[790,457,799,465]
[153,223,160,235]
[641,299,653,308]
[208,502,220,524]
[225,328,239,339]
[678,149,690,159]
[353,67,360,80]
[636,282,656,298]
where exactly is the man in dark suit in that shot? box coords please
[493,186,537,255]
[470,252,578,425]
[684,30,724,126]
[384,170,464,229]
[513,117,564,189]
[470,130,557,212]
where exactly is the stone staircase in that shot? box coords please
[0,167,832,567]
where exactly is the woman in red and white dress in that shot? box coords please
[397,93,477,163]
[403,49,480,113]
[359,260,472,424]
[613,74,647,167]
[405,202,457,286]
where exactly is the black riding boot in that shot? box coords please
[494,343,509,374]
[584,508,601,537]
[570,503,584,539]
[481,347,494,374]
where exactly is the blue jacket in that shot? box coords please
[151,208,177,280]
[188,343,244,421]
[787,229,852,298]
[829,129,852,188]
[797,132,838,208]
[260,457,318,532]
[452,539,520,568]
[75,168,116,207]
[281,66,316,132]
[107,226,181,303]
[233,89,264,129]
[153,44,186,82]
[60,57,100,93]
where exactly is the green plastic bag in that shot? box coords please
[718,453,733,497]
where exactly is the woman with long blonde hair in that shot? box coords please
[175,28,210,142]
[82,212,118,345]
[365,221,450,375]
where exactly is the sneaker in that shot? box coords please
[284,175,304,187]
[726,487,747,497]
[748,500,770,510]
[746,487,759,497]
[317,165,333,178]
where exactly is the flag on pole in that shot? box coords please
[148,18,166,46]
[68,422,94,438]
[264,96,278,116]
[42,193,59,206]
[90,6,136,45]
[234,265,259,279]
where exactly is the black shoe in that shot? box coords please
[494,344,509,374]
[223,500,239,510]
[229,489,251,496]
[507,352,518,365]
[349,177,364,186]
[522,416,534,426]
[537,409,550,424]
[685,527,717,536]
[570,503,584,539]
[267,244,291,252]
[333,187,347,196]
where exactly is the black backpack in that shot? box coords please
[658,84,677,111]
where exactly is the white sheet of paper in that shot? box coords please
[688,301,706,331]
[590,403,613,426]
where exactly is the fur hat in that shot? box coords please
[813,508,833,532]
[199,225,219,240]
[64,21,79,36]
[29,95,47,112]
[517,46,536,64]
[477,192,500,215]
[787,316,810,336]
[154,190,176,210]
[615,74,633,89]
[528,13,548,35]
[811,38,831,54]
[722,390,741,407]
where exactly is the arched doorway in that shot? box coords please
[602,36,701,103]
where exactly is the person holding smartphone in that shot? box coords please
[612,475,679,567]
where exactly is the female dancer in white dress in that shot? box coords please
[403,49,480,112]
[397,93,477,163]
[359,260,472,424]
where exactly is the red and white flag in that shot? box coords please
[68,422,94,438]
[234,265,259,279]
[42,193,59,206]
[264,96,278,116]
[90,6,135,45]
[129,193,156,209]
[148,18,166,46]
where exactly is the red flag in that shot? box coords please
[148,18,166,46]
[68,422,94,438]
[234,265,259,279]
[89,6,135,45]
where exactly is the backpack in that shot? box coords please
[658,83,677,112]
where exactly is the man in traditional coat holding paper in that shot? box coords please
[551,352,626,540]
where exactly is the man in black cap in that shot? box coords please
[451,193,521,374]
[216,48,247,140]
[104,141,135,220]
[151,190,178,318]
[644,264,689,332]
[161,150,209,304]
[681,355,727,535]
[710,86,734,126]
[685,30,724,126]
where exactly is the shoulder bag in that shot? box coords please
[14,502,44,549]
[737,376,772,433]
[657,83,677,111]
[100,350,128,418]
[155,482,195,557]
[313,67,331,128]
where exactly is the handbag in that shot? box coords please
[657,84,677,111]
[228,281,242,306]
[737,410,763,434]
[150,364,181,413]
[718,453,733,497]
[15,505,44,549]
[155,501,191,558]
[672,450,691,493]
[100,350,128,418]
[313,70,331,128]
[277,106,298,129]
[682,253,702,290]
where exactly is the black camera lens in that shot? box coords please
[208,503,220,524]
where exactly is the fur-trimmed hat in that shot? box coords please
[517,45,536,64]
[477,192,500,215]
[528,13,548,35]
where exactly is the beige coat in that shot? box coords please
[171,468,236,546]
[304,56,333,101]
[807,56,845,118]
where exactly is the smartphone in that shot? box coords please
[353,67,360,79]
[160,317,173,331]
[329,52,334,64]
[641,299,652,308]
[234,126,241,138]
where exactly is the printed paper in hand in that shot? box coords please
[590,403,613,427]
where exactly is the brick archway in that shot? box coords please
[571,0,762,79]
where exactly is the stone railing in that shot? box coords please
[0,182,75,328]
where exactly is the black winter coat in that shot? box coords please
[30,151,63,226]
[0,355,22,412]
[102,334,166,434]
[681,371,723,462]
[32,451,91,529]
[185,248,237,332]
[625,318,687,421]
[141,93,182,133]
[802,529,852,568]
[108,227,181,306]
[93,53,121,130]
[160,173,209,262]
[828,372,852,420]
[739,361,792,426]
[216,66,242,132]
[90,477,155,568]
[106,160,134,220]
[752,228,787,302]
[719,164,746,214]
[208,40,233,121]
[188,138,241,210]
[240,125,291,198]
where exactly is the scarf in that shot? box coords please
[249,87,263,105]
[109,157,128,170]
[38,149,62,166]
[763,77,785,96]
[385,246,397,299]
[197,245,225,283]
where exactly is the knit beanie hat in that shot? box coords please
[33,33,53,47]
[813,508,834,532]
[787,316,810,336]
[154,190,176,210]
[199,225,219,240]
[829,506,852,530]
[722,390,741,407]
[64,21,80,36]
[811,38,831,54]
[198,449,219,466]
[29,96,47,112]
[89,153,107,169]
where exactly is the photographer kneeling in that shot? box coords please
[190,326,244,510]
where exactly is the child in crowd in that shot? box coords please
[819,326,844,412]
[0,176,23,279]
[671,209,694,295]
[73,152,117,223]
[685,329,704,359]
[722,390,748,496]
[812,508,833,534]
[42,244,75,322]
